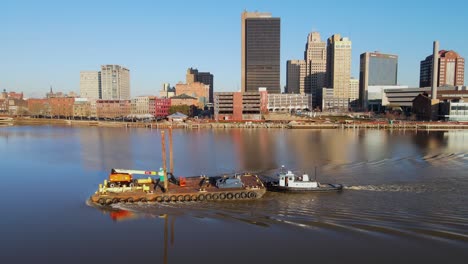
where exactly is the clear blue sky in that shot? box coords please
[2,0,467,98]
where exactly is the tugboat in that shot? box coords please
[266,166,343,192]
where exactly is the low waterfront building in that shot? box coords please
[367,85,409,112]
[412,89,468,121]
[167,112,188,122]
[175,82,209,108]
[1,90,27,115]
[322,88,349,112]
[7,91,24,100]
[155,98,171,118]
[49,97,75,117]
[267,94,312,112]
[440,101,468,121]
[170,94,198,107]
[317,79,359,112]
[412,94,440,121]
[383,86,468,112]
[3,98,28,115]
[73,98,91,118]
[96,100,131,119]
[89,99,98,118]
[131,96,157,115]
[214,89,268,121]
[27,99,49,116]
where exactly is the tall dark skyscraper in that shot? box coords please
[241,11,280,93]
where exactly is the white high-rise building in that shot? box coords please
[80,71,101,99]
[101,65,130,100]
[286,60,307,94]
[327,34,352,99]
[304,32,327,107]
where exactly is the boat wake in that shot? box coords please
[94,196,468,246]
[344,184,430,193]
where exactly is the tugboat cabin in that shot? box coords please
[279,171,318,188]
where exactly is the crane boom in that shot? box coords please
[111,168,157,175]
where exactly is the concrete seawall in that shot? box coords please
[9,118,468,131]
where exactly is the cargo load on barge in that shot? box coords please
[90,170,266,205]
[89,129,266,205]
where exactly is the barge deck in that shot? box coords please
[90,173,266,205]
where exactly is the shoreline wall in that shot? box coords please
[8,118,468,130]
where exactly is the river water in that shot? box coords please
[0,125,467,263]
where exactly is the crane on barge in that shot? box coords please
[103,128,183,190]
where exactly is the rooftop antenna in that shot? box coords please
[314,166,318,181]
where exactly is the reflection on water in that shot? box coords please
[1,126,468,263]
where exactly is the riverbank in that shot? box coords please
[8,117,468,130]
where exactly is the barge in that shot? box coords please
[89,129,265,206]
[90,171,266,205]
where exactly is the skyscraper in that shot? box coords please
[304,32,327,107]
[185,67,214,103]
[420,50,465,87]
[241,11,280,93]
[326,34,352,99]
[359,52,398,109]
[100,65,130,100]
[80,71,101,99]
[286,60,306,94]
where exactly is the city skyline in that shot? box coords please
[2,0,467,98]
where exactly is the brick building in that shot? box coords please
[214,90,268,121]
[175,82,209,108]
[28,99,50,116]
[170,94,198,107]
[73,98,92,118]
[8,92,24,100]
[155,98,171,117]
[420,50,465,87]
[49,97,75,117]
[96,100,131,119]
[131,96,158,115]
[1,90,27,115]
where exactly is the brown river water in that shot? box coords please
[0,125,467,263]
